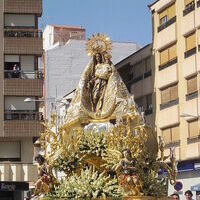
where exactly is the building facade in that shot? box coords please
[115,44,155,129]
[149,0,200,198]
[0,0,43,199]
[43,24,86,50]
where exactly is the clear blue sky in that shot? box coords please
[41,0,154,46]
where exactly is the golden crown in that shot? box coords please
[86,33,112,57]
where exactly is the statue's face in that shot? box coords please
[95,53,101,62]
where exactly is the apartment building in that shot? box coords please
[115,44,155,129]
[43,25,86,50]
[0,0,43,199]
[149,0,200,198]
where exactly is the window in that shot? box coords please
[161,84,178,104]
[186,32,196,51]
[187,76,197,94]
[159,3,176,25]
[4,14,35,28]
[135,97,144,113]
[162,125,180,144]
[0,141,21,161]
[160,44,177,66]
[185,0,195,8]
[135,94,153,115]
[188,120,199,139]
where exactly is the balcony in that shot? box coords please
[182,52,197,78]
[158,61,178,89]
[4,0,42,16]
[4,111,44,137]
[182,10,195,36]
[4,71,43,96]
[183,97,198,121]
[158,104,179,129]
[4,29,43,55]
[186,141,200,159]
[0,163,37,182]
[157,21,177,50]
[183,2,195,16]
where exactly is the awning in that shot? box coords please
[0,182,29,191]
[191,183,200,191]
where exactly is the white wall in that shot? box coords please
[5,14,35,27]
[43,25,54,50]
[5,97,36,111]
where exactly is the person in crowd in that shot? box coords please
[170,193,180,200]
[184,190,193,200]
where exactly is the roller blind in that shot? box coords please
[160,48,169,65]
[159,9,168,20]
[161,88,170,104]
[189,120,199,138]
[185,0,194,6]
[168,4,176,19]
[186,33,196,51]
[160,44,177,65]
[162,128,171,144]
[170,85,178,101]
[187,76,197,94]
[159,3,175,21]
[171,126,180,142]
[169,44,177,60]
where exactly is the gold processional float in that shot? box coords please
[34,34,177,200]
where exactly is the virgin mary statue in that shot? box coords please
[64,33,138,128]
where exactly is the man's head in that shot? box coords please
[35,154,45,165]
[185,190,193,200]
[170,193,180,200]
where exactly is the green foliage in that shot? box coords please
[47,167,122,200]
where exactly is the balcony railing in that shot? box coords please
[4,70,43,79]
[184,47,196,59]
[160,98,179,110]
[157,16,176,32]
[4,111,43,121]
[183,2,195,16]
[4,29,42,38]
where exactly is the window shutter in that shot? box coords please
[168,4,176,20]
[162,128,171,144]
[169,44,177,61]
[170,85,178,101]
[187,76,197,94]
[159,9,168,20]
[160,48,169,65]
[161,88,170,104]
[186,33,196,51]
[171,126,180,142]
[189,120,199,138]
[185,0,194,6]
